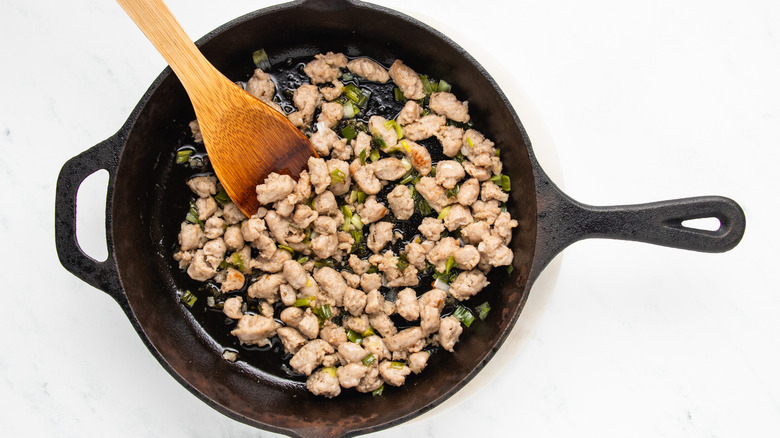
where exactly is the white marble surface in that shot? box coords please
[2,0,779,436]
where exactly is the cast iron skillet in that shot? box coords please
[55,0,746,436]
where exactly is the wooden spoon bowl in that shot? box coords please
[117,0,316,216]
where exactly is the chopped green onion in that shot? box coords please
[372,384,385,396]
[369,149,381,163]
[330,168,346,184]
[361,353,376,366]
[278,245,295,254]
[351,213,364,230]
[415,196,432,216]
[466,137,475,148]
[230,252,246,271]
[294,296,316,308]
[444,255,457,274]
[454,152,466,163]
[490,174,511,191]
[358,148,367,165]
[373,134,388,150]
[343,84,370,108]
[390,361,405,370]
[314,258,335,269]
[384,119,404,139]
[362,327,375,337]
[342,101,358,119]
[252,48,271,70]
[506,265,514,275]
[341,124,358,142]
[214,189,231,206]
[419,75,434,95]
[446,185,459,199]
[396,253,410,270]
[349,190,367,204]
[180,290,197,308]
[297,256,310,264]
[476,302,491,321]
[341,72,354,81]
[437,206,451,220]
[453,306,475,327]
[495,148,501,157]
[185,201,202,226]
[314,304,333,321]
[176,149,193,164]
[322,367,338,377]
[302,227,312,245]
[366,266,379,274]
[393,87,405,102]
[350,229,363,246]
[347,329,363,344]
[437,79,452,93]
[341,208,353,232]
[433,276,450,292]
[399,169,417,185]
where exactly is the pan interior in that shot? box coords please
[111,1,537,434]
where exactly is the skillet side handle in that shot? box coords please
[532,179,746,280]
[55,133,124,303]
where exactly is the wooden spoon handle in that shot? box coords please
[116,0,226,101]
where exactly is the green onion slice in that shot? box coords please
[369,149,381,163]
[419,75,434,95]
[341,124,358,141]
[314,304,333,321]
[437,79,452,93]
[446,185,459,199]
[314,258,335,269]
[453,305,475,327]
[393,87,406,102]
[389,361,405,370]
[372,384,385,396]
[475,302,491,320]
[277,245,295,254]
[490,174,511,191]
[362,327,375,337]
[180,290,197,307]
[351,213,364,230]
[252,48,271,70]
[321,367,338,377]
[176,149,193,164]
[444,255,457,274]
[214,189,231,206]
[361,353,376,366]
[347,329,363,344]
[230,252,246,271]
[330,168,346,184]
[437,205,451,220]
[384,119,404,139]
[358,148,367,165]
[294,296,316,308]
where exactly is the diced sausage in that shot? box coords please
[230,314,281,347]
[346,57,390,83]
[388,59,425,100]
[429,92,470,123]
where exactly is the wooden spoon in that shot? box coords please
[116,0,316,216]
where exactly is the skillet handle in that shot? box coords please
[55,133,125,303]
[532,178,746,280]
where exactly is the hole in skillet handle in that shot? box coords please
[680,217,721,232]
[76,169,110,262]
